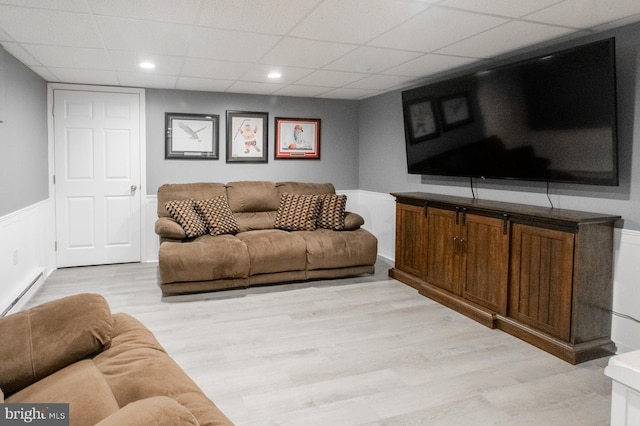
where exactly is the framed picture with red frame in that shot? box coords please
[274,117,321,159]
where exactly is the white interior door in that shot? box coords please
[54,89,141,267]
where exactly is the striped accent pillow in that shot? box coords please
[274,193,320,231]
[317,194,347,230]
[165,199,208,238]
[196,196,240,236]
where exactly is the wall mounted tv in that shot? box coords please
[402,38,619,186]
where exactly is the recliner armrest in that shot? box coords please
[95,396,199,426]
[0,294,113,396]
[155,217,187,240]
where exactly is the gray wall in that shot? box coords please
[146,89,360,195]
[359,22,640,231]
[0,47,48,217]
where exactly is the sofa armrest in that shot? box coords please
[0,294,113,396]
[96,396,199,426]
[344,211,365,230]
[155,217,187,240]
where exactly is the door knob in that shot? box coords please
[131,184,138,193]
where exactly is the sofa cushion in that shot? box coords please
[6,359,120,425]
[299,228,378,270]
[317,194,347,230]
[236,230,307,275]
[0,293,112,396]
[196,196,240,236]
[274,193,321,231]
[165,199,208,238]
[157,183,227,218]
[158,235,250,284]
[95,396,199,426]
[276,181,335,195]
[227,181,279,212]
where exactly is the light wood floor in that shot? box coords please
[25,258,612,425]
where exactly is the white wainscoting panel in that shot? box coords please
[145,195,159,262]
[612,228,640,353]
[0,199,56,315]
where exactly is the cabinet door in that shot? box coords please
[462,214,509,315]
[426,208,461,295]
[395,203,427,278]
[509,224,574,341]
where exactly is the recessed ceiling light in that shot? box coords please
[267,72,282,79]
[139,62,156,69]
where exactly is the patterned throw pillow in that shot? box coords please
[165,199,208,238]
[195,196,240,236]
[317,194,347,230]
[274,193,320,231]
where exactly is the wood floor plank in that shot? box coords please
[23,258,612,425]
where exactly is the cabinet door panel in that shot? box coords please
[509,224,574,341]
[426,208,460,294]
[395,203,426,278]
[463,215,509,315]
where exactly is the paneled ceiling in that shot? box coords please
[2,0,640,100]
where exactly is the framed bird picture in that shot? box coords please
[165,112,219,160]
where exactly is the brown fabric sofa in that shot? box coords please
[0,294,233,426]
[156,181,378,297]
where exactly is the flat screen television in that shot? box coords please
[402,38,619,186]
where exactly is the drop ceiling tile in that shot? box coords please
[240,64,314,84]
[87,0,200,24]
[110,51,183,74]
[295,70,368,87]
[181,58,253,80]
[0,42,40,66]
[289,0,430,44]
[0,0,88,12]
[188,27,280,62]
[345,74,419,90]
[196,0,321,35]
[326,46,422,74]
[370,6,508,52]
[382,53,478,77]
[175,77,233,93]
[50,67,119,85]
[0,26,10,40]
[273,85,331,98]
[24,45,111,70]
[261,38,355,69]
[96,16,190,55]
[116,71,177,89]
[439,0,562,18]
[226,81,286,95]
[525,0,640,29]
[317,87,379,99]
[437,21,575,59]
[0,5,102,47]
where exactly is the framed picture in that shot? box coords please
[440,93,473,130]
[274,117,321,159]
[404,98,438,144]
[226,111,268,163]
[165,113,219,159]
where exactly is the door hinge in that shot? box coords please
[52,175,55,184]
[54,241,57,251]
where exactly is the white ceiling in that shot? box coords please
[2,0,640,100]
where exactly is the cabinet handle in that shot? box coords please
[502,213,509,234]
[461,208,467,226]
[460,238,465,254]
[453,236,459,254]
